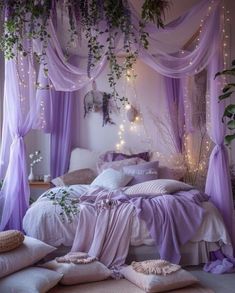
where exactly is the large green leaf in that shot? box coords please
[224,134,235,146]
[222,83,235,93]
[222,104,235,122]
[218,91,233,101]
[227,120,235,130]
[215,68,235,79]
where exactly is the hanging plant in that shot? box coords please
[0,0,169,102]
[215,59,235,145]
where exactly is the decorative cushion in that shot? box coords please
[131,260,181,276]
[91,168,133,189]
[0,267,62,293]
[120,265,198,293]
[123,161,159,185]
[158,166,186,181]
[51,168,96,186]
[0,236,56,278]
[68,148,100,173]
[97,157,145,173]
[40,259,111,285]
[100,151,150,162]
[0,230,24,252]
[125,179,192,196]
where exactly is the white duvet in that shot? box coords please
[23,185,232,250]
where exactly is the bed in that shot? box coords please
[23,148,233,267]
[23,183,233,266]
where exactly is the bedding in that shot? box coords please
[52,168,96,186]
[97,157,146,173]
[23,182,233,266]
[90,168,133,189]
[123,161,159,185]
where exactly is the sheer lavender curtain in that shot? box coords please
[205,47,234,245]
[164,77,184,153]
[50,91,75,178]
[1,0,233,241]
[0,55,37,231]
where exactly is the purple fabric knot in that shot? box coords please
[204,249,235,274]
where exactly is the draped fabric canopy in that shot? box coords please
[0,0,233,250]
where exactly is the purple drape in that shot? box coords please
[0,56,37,231]
[50,91,75,178]
[1,0,233,243]
[164,77,184,153]
[205,30,234,247]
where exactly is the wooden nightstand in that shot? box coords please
[29,181,53,203]
[29,181,53,189]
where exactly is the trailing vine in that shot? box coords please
[46,188,80,223]
[0,0,169,103]
[215,59,235,145]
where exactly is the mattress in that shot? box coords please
[23,185,233,265]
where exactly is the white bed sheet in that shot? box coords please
[23,185,232,253]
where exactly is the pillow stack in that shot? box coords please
[121,260,198,293]
[40,258,111,285]
[0,232,62,292]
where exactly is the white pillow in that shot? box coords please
[40,260,111,285]
[0,236,56,278]
[0,267,62,293]
[125,179,192,196]
[120,265,198,293]
[91,168,133,189]
[68,148,100,173]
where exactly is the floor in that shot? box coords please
[49,266,235,293]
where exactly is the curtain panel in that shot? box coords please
[0,0,233,252]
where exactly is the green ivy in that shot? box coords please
[215,59,235,145]
[46,188,80,223]
[0,0,169,104]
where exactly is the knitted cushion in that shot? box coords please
[0,230,25,253]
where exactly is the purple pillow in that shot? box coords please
[100,151,150,162]
[123,161,159,186]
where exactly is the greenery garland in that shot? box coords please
[0,0,169,103]
[215,59,235,145]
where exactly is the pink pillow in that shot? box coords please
[97,157,145,173]
[99,151,150,162]
[123,161,159,185]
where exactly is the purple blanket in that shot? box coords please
[71,188,208,267]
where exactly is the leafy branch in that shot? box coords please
[46,188,80,223]
[215,59,235,145]
[0,0,169,106]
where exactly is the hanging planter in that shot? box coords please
[84,81,115,126]
[0,0,169,104]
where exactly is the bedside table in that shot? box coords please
[29,181,52,189]
[29,181,53,203]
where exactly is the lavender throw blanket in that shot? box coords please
[71,188,208,268]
